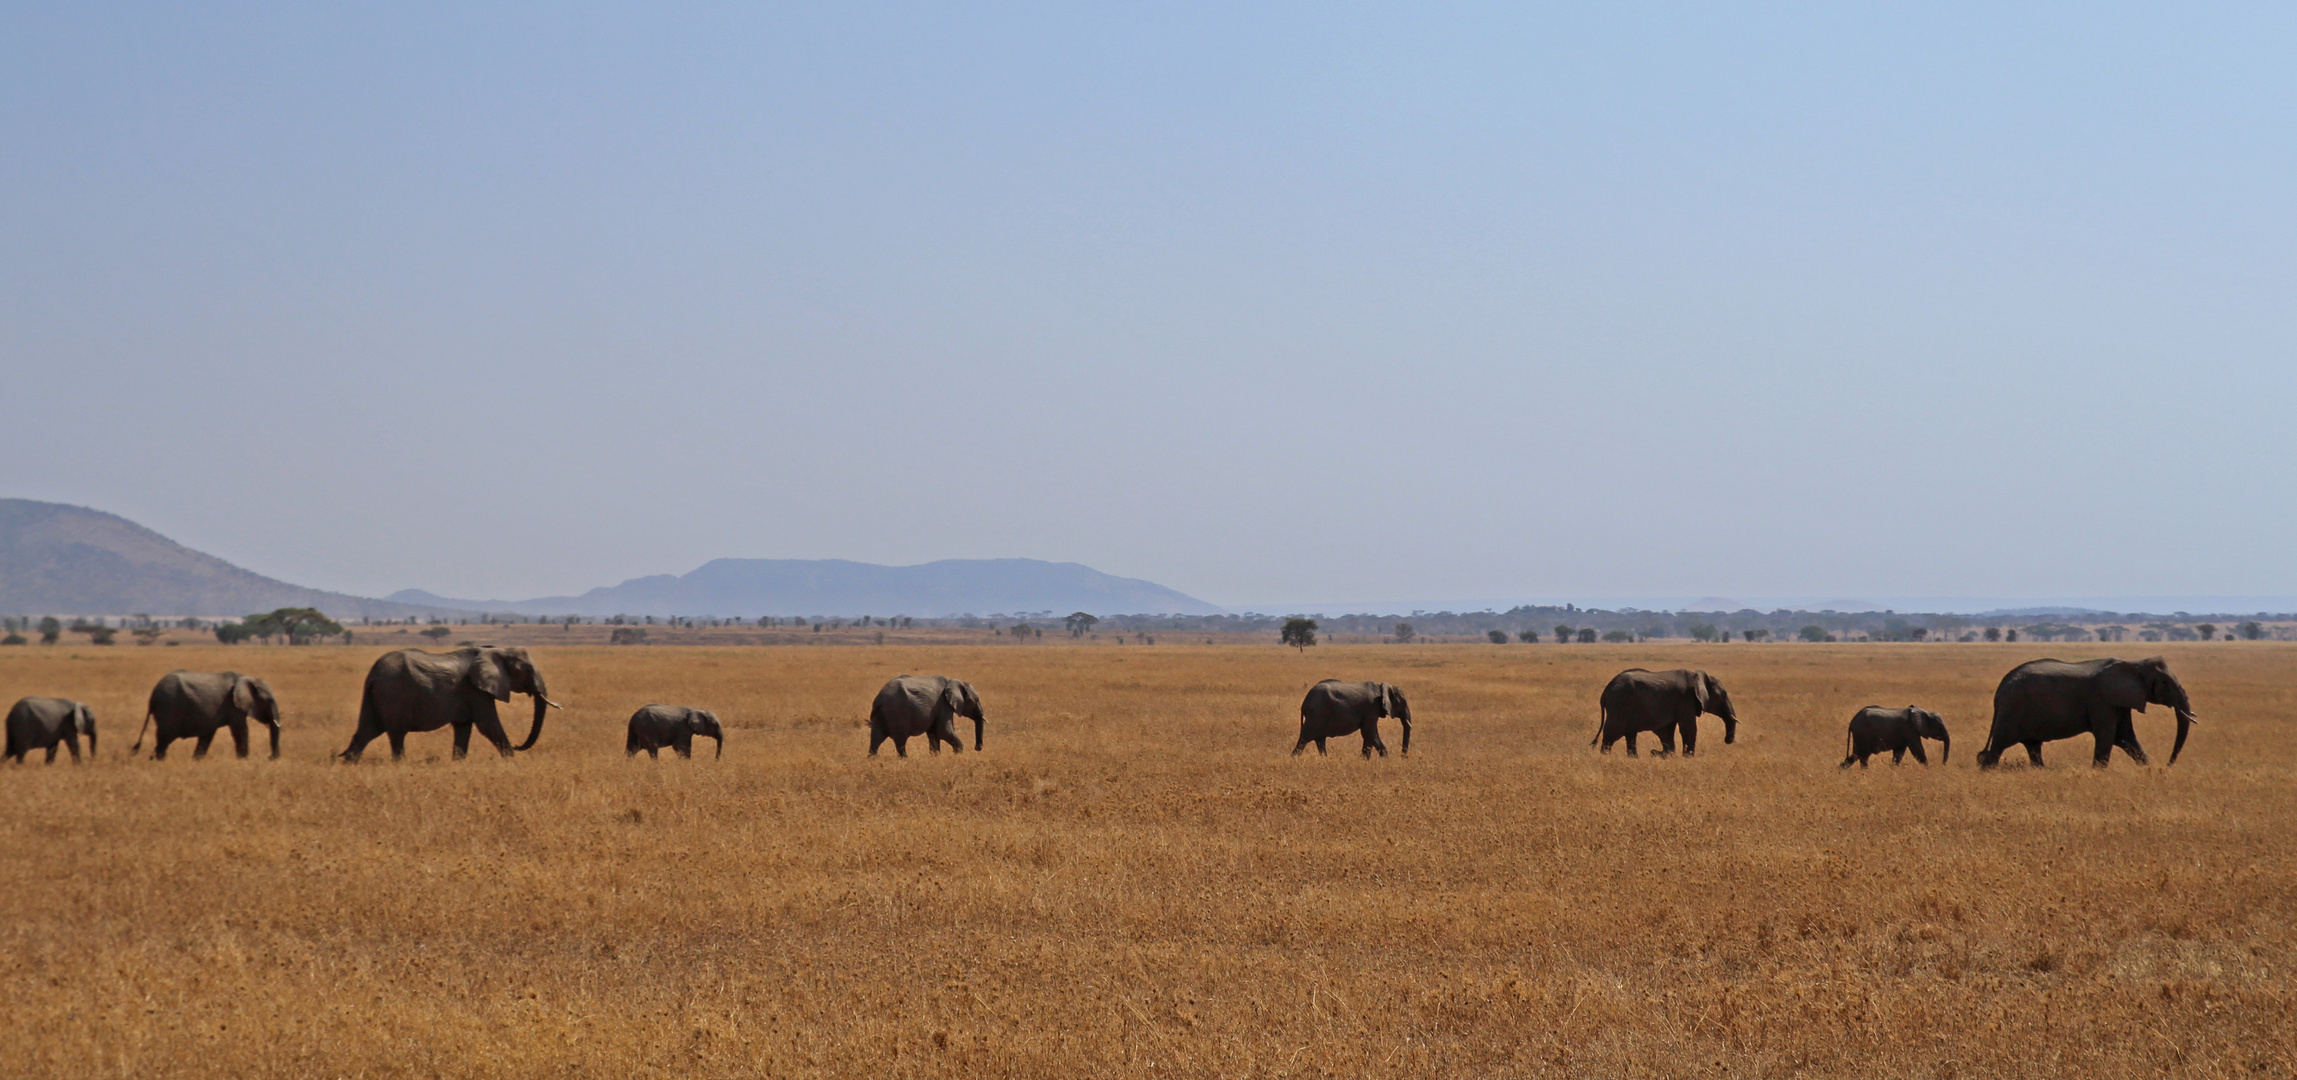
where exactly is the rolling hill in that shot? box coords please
[390,557,1226,618]
[0,498,455,619]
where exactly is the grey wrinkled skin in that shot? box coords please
[1593,669,1738,757]
[626,705,723,759]
[5,697,96,764]
[1293,680,1412,758]
[1977,656,2194,769]
[136,671,281,760]
[1840,706,1949,768]
[868,675,984,757]
[339,646,553,763]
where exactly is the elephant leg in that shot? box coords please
[675,735,692,759]
[152,735,174,760]
[452,723,474,759]
[2113,709,2149,765]
[869,729,888,756]
[229,721,250,759]
[647,746,660,760]
[1315,737,1328,755]
[938,720,965,754]
[1624,731,1639,757]
[1680,717,1699,756]
[1653,726,1676,757]
[893,735,910,758]
[2023,741,2043,767]
[1292,731,1312,756]
[471,712,516,757]
[1891,747,1905,765]
[1908,741,1928,765]
[193,733,216,759]
[1362,720,1385,758]
[44,744,59,764]
[387,731,408,760]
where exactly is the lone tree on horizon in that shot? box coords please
[1281,617,1318,651]
[1065,612,1099,637]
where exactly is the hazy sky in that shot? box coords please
[6,3,2293,609]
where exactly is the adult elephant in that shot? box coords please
[338,646,557,762]
[135,671,281,760]
[1293,680,1411,757]
[5,698,95,763]
[1593,669,1737,756]
[626,705,724,759]
[1976,657,2194,768]
[868,675,984,757]
[1840,706,1948,768]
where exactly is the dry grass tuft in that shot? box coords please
[2,641,2292,1077]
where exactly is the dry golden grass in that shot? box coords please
[2,640,2292,1078]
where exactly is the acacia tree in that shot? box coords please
[1393,622,1415,644]
[1487,629,1509,644]
[1065,612,1099,637]
[1281,617,1318,651]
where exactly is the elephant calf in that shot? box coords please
[6,697,96,764]
[1593,669,1737,756]
[869,675,985,757]
[136,670,281,760]
[626,705,723,759]
[1840,706,1948,768]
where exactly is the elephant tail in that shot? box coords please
[131,709,153,753]
[1590,701,1606,748]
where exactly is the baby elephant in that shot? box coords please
[626,705,723,759]
[6,697,97,764]
[1840,706,1949,768]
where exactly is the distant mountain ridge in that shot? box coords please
[391,557,1226,618]
[0,498,455,618]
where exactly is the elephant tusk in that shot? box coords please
[543,698,564,710]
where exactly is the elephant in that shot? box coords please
[338,646,558,762]
[1840,706,1948,768]
[135,671,281,760]
[1593,669,1737,756]
[626,705,723,759]
[5,698,95,763]
[1976,656,2194,768]
[868,675,984,757]
[1293,680,1412,757]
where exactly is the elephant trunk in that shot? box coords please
[2170,710,2192,766]
[86,729,96,759]
[973,714,984,752]
[1938,731,1949,765]
[1722,712,1738,745]
[711,731,722,759]
[266,720,281,760]
[515,694,549,752]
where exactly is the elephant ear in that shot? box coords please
[76,703,95,735]
[1380,684,1397,716]
[940,680,965,715]
[2096,663,2150,711]
[1688,671,1711,712]
[229,676,257,713]
[466,651,513,702]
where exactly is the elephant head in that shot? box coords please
[1910,707,1949,762]
[941,679,985,751]
[1379,683,1413,754]
[691,709,724,759]
[1690,670,1738,744]
[230,675,282,759]
[75,703,96,758]
[2101,657,2195,764]
[467,647,555,751]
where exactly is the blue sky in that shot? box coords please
[5,3,2293,608]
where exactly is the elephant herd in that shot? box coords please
[4,645,2198,771]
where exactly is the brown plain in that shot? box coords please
[2,639,2291,1078]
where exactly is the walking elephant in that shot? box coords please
[1840,706,1948,768]
[626,705,723,759]
[338,646,557,762]
[868,675,983,757]
[1293,680,1411,757]
[1593,669,1737,756]
[5,698,95,763]
[1976,657,2194,768]
[136,671,281,760]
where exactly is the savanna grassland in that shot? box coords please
[2,639,2293,1079]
